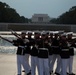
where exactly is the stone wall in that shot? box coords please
[0,23,76,32]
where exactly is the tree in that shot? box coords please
[50,6,76,24]
[0,1,29,23]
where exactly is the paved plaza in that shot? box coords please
[0,53,76,75]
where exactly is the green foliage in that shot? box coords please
[50,6,76,24]
[0,1,29,23]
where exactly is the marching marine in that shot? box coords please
[60,33,70,75]
[67,32,76,75]
[0,31,31,75]
[31,31,41,75]
[50,31,61,75]
[38,31,50,75]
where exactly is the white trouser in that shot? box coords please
[49,55,53,72]
[24,54,31,70]
[61,59,69,75]
[31,56,39,75]
[17,55,30,75]
[38,58,50,75]
[68,56,74,74]
[55,55,61,73]
[50,54,61,73]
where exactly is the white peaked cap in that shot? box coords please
[41,31,47,35]
[61,33,67,37]
[21,30,26,34]
[34,30,41,34]
[67,32,73,35]
[26,31,32,34]
[49,31,54,34]
[45,31,50,34]
[58,30,64,34]
[53,31,59,35]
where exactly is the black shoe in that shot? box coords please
[27,71,31,75]
[22,70,25,72]
[50,71,53,75]
[54,72,60,75]
[69,73,75,75]
[67,72,69,75]
[17,74,21,75]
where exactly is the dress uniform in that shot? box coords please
[60,33,70,75]
[23,31,33,72]
[38,32,50,75]
[48,31,54,74]
[13,32,31,75]
[50,31,61,75]
[67,32,76,75]
[31,31,41,75]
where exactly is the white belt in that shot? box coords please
[39,48,48,51]
[19,46,27,55]
[19,46,27,48]
[62,49,69,51]
[51,46,59,48]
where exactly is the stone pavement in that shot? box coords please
[0,53,76,75]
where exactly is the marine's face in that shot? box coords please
[35,33,40,38]
[50,34,53,38]
[68,34,72,39]
[61,36,66,40]
[21,33,25,39]
[55,34,58,38]
[41,35,46,39]
[28,33,32,37]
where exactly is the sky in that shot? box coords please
[0,0,76,18]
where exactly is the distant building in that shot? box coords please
[0,14,76,32]
[31,14,51,23]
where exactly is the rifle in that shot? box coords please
[10,30,30,43]
[0,35,13,43]
[10,29,21,39]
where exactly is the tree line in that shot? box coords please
[0,1,76,24]
[0,1,31,23]
[50,6,76,24]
